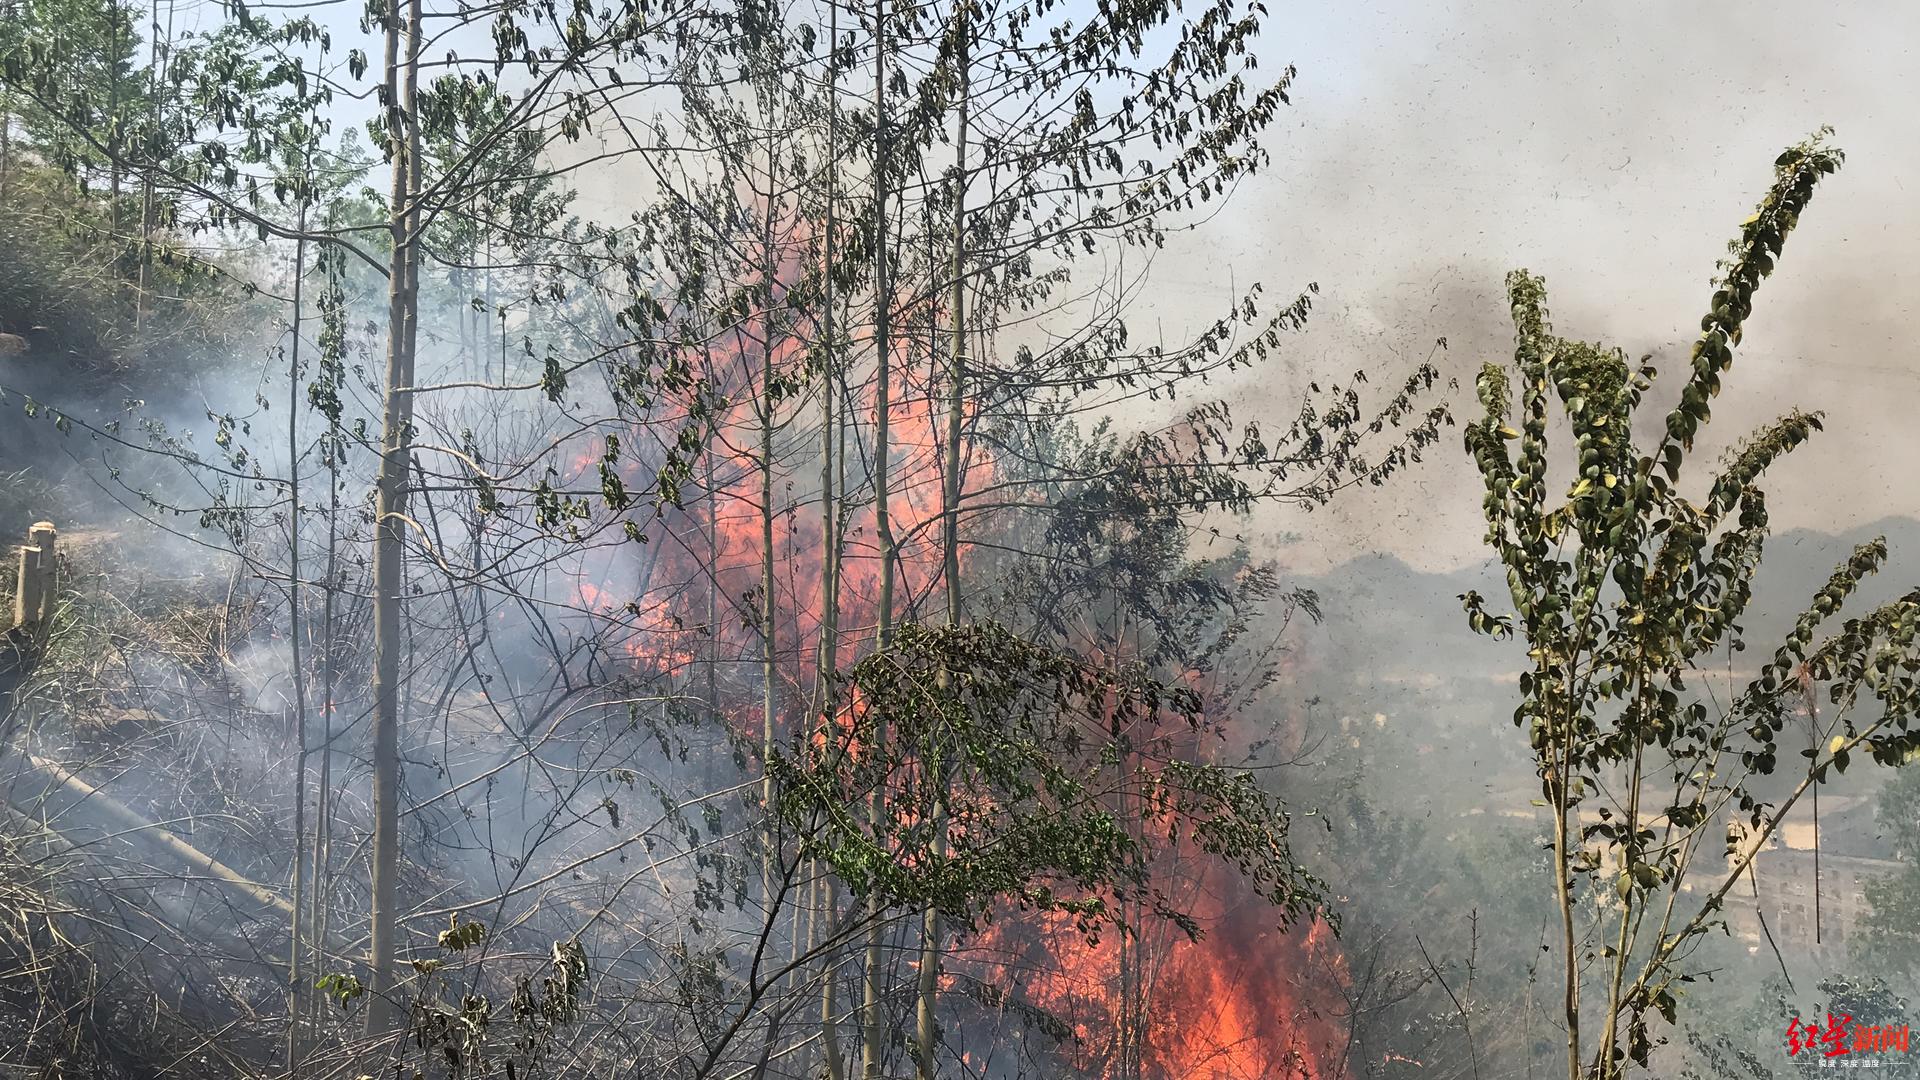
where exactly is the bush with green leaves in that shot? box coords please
[1461,128,1920,1078]
[772,619,1327,946]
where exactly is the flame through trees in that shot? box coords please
[0,0,1469,1068]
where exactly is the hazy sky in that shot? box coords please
[1135,0,1920,572]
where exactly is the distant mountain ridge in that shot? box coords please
[1287,516,1920,688]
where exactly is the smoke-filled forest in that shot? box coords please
[3,0,1920,1077]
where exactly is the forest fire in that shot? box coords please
[1147,908,1348,1080]
[953,685,1353,1080]
[543,247,1359,1076]
[4,0,1899,1074]
[561,363,962,682]
[960,874,1349,1079]
[551,206,975,701]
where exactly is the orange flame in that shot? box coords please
[553,201,1350,1077]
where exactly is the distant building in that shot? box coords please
[1705,795,1899,960]
[1463,780,1900,962]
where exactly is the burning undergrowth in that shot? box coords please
[956,883,1349,1080]
[515,298,1365,1070]
[932,667,1356,1080]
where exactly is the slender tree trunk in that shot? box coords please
[816,368,847,1079]
[484,236,497,381]
[915,14,969,1076]
[940,27,969,644]
[310,234,341,1022]
[1553,724,1579,1080]
[1116,605,1144,1080]
[284,180,312,1071]
[106,0,124,279]
[816,17,847,1072]
[1,65,11,204]
[1806,673,1822,951]
[366,0,422,1035]
[862,1,893,1072]
[0,0,13,202]
[310,425,338,1023]
[1596,742,1644,1080]
[453,268,471,376]
[704,439,720,794]
[760,182,781,908]
[136,0,170,332]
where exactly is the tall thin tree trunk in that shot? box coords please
[1,38,11,205]
[284,173,312,1071]
[106,0,124,280]
[704,439,720,795]
[135,0,170,332]
[1553,732,1579,1080]
[366,0,421,1035]
[310,422,338,1023]
[816,372,847,1077]
[760,180,782,909]
[0,0,14,202]
[862,0,894,1072]
[310,230,341,1022]
[484,236,497,381]
[816,14,846,1071]
[915,13,969,1075]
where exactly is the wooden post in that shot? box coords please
[11,521,55,629]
